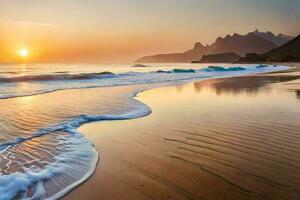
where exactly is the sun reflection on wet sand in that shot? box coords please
[70,73,300,200]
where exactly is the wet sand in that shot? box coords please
[64,66,300,200]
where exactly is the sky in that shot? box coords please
[0,0,299,63]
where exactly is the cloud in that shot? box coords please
[13,20,106,34]
[14,20,62,28]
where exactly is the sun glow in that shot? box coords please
[19,49,29,58]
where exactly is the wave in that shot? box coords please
[0,65,291,100]
[155,66,247,74]
[156,68,196,73]
[0,71,116,83]
[0,65,287,84]
[256,64,268,68]
[132,64,150,68]
[0,90,151,200]
[0,132,98,200]
[0,91,151,152]
[0,71,21,75]
[203,66,246,72]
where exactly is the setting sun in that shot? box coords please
[19,49,29,58]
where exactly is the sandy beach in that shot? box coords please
[1,2,299,199]
[63,65,300,200]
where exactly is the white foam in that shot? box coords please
[0,91,151,200]
[0,65,290,99]
[0,132,98,200]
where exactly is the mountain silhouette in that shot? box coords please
[136,30,294,63]
[239,34,300,62]
[252,30,293,46]
[208,32,277,56]
[136,42,208,63]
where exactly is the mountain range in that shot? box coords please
[239,34,300,62]
[136,30,294,63]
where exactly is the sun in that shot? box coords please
[19,49,29,58]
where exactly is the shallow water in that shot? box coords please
[139,76,300,200]
[0,63,286,99]
[0,63,290,199]
[0,86,141,199]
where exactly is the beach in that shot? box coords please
[1,2,299,199]
[0,64,293,199]
[63,65,300,200]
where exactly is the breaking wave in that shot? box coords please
[0,72,116,83]
[203,66,246,72]
[156,68,196,73]
[0,65,290,100]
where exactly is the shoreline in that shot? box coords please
[63,65,300,200]
[0,64,292,199]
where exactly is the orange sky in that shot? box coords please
[0,0,299,63]
[0,19,192,63]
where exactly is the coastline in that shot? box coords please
[63,64,300,200]
[0,64,293,199]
